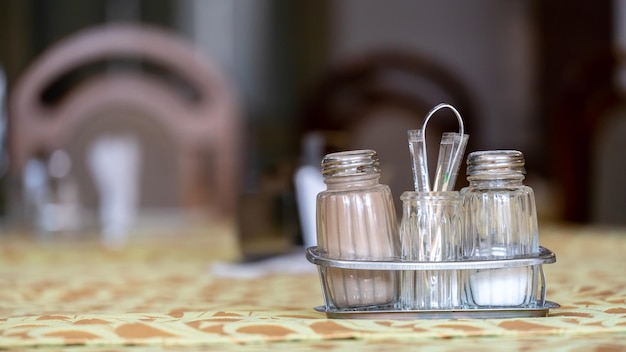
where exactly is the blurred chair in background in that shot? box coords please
[0,66,7,168]
[0,66,9,222]
[549,48,626,225]
[552,48,626,226]
[592,101,626,226]
[300,50,478,211]
[10,24,241,241]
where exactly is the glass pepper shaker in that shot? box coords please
[461,150,540,308]
[316,149,400,309]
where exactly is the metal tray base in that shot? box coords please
[315,301,560,320]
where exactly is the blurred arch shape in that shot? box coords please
[10,23,242,235]
[300,50,478,210]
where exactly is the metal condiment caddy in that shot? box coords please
[306,103,559,320]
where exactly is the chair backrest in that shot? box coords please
[10,23,241,221]
[549,49,618,223]
[301,50,477,209]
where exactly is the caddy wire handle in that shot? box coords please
[408,103,468,192]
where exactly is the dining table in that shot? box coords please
[0,220,625,351]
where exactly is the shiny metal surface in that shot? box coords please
[314,301,561,320]
[306,246,556,270]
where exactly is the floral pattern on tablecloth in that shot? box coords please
[0,224,625,351]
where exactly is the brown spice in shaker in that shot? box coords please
[316,150,400,308]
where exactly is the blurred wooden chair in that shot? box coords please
[10,23,241,230]
[550,48,626,225]
[301,50,478,209]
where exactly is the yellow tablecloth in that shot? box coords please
[0,223,625,351]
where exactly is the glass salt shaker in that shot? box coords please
[461,150,541,308]
[316,149,400,309]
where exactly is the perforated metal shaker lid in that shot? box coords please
[466,150,526,176]
[321,149,380,177]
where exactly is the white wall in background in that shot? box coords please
[174,0,538,162]
[174,0,275,117]
[331,0,537,153]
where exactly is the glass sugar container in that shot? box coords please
[399,191,462,310]
[316,149,400,310]
[461,150,541,308]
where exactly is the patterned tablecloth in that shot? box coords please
[0,222,625,351]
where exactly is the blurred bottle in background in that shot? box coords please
[294,132,326,248]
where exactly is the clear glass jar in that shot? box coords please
[461,150,540,308]
[399,191,462,310]
[316,149,400,309]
